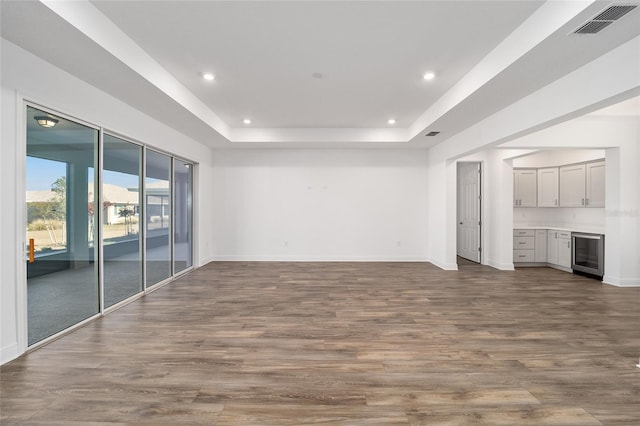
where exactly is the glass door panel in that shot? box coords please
[103,134,143,307]
[26,106,99,345]
[145,149,172,286]
[173,159,193,273]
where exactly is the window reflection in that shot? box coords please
[145,150,172,286]
[103,134,143,307]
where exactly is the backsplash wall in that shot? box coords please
[513,207,605,233]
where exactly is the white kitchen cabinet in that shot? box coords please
[547,230,558,264]
[537,167,559,207]
[547,230,571,268]
[558,232,572,268]
[513,229,535,263]
[559,164,586,207]
[535,230,547,262]
[513,169,537,207]
[585,161,605,207]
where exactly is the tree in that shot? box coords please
[118,205,135,235]
[50,176,66,221]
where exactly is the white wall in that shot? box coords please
[1,39,215,364]
[210,149,429,261]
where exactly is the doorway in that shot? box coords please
[457,162,482,263]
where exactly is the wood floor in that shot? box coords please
[2,261,639,425]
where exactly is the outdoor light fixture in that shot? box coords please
[34,116,59,128]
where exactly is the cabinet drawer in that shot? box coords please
[513,236,535,249]
[513,229,534,237]
[514,250,535,262]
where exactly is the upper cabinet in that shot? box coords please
[559,164,586,207]
[514,159,605,209]
[586,161,605,207]
[537,167,559,207]
[514,169,537,207]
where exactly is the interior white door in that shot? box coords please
[457,162,481,263]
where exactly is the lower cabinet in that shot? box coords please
[513,229,535,262]
[547,230,572,268]
[535,230,547,262]
[515,228,571,270]
[547,231,559,264]
[557,233,572,268]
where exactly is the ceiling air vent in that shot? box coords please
[425,131,440,137]
[592,5,636,21]
[574,20,613,34]
[573,4,637,34]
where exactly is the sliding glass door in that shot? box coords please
[25,105,196,346]
[173,158,193,274]
[26,106,99,345]
[103,134,143,307]
[145,150,172,286]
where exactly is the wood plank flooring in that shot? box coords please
[2,261,639,425]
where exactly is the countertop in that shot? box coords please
[513,225,605,235]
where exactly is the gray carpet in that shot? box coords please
[28,244,190,345]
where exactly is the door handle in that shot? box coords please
[29,238,34,263]
[459,222,463,225]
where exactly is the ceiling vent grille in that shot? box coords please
[573,4,637,34]
[574,20,613,34]
[592,5,636,21]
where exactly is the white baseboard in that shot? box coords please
[487,260,515,271]
[602,275,640,287]
[429,259,458,271]
[198,256,215,267]
[210,255,429,262]
[1,342,20,365]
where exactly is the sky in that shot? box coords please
[27,156,140,191]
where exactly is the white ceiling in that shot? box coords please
[588,95,640,115]
[2,1,640,148]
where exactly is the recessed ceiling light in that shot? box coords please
[388,119,396,125]
[243,119,252,125]
[423,72,435,80]
[203,73,215,81]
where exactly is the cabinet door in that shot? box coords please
[535,230,547,262]
[559,164,586,207]
[514,170,537,207]
[586,161,605,207]
[547,230,559,264]
[537,167,559,207]
[558,237,572,268]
